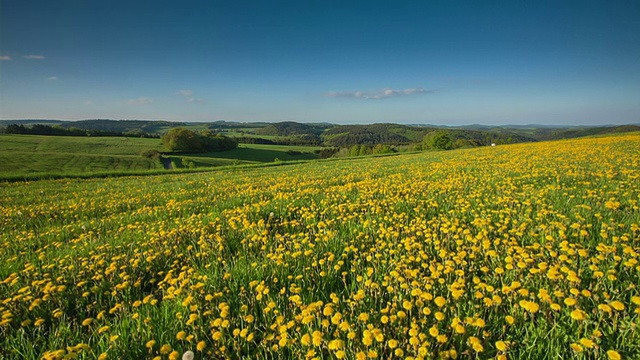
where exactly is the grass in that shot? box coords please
[0,133,639,359]
[185,144,321,163]
[0,135,165,178]
[0,135,322,180]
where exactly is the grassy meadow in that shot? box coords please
[0,135,321,180]
[0,134,639,359]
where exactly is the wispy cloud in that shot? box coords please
[84,101,94,106]
[46,76,58,81]
[178,89,205,103]
[23,55,45,60]
[324,87,433,100]
[0,56,10,61]
[127,97,153,105]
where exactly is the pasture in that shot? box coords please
[0,134,638,359]
[0,135,321,180]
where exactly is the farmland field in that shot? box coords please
[0,135,321,180]
[1,134,639,359]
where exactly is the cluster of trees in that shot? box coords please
[161,128,237,153]
[58,119,182,136]
[334,144,396,157]
[322,124,411,147]
[316,147,340,159]
[235,134,322,146]
[255,121,331,136]
[2,124,127,137]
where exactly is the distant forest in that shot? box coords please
[1,119,638,150]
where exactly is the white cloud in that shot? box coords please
[23,55,45,60]
[0,56,10,61]
[324,87,433,100]
[84,101,94,106]
[46,76,58,81]
[127,97,153,105]
[178,89,205,103]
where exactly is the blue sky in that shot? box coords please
[1,0,639,125]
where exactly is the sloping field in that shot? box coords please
[0,135,320,179]
[0,134,639,359]
[0,135,165,177]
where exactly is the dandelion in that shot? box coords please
[182,351,195,360]
[610,301,625,311]
[160,345,172,354]
[570,309,587,321]
[607,350,622,360]
[496,341,508,351]
[571,343,584,353]
[505,315,515,325]
[579,338,595,349]
[196,341,206,351]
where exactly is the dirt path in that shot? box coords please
[161,157,173,170]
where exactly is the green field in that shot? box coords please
[0,135,321,180]
[0,134,638,359]
[0,135,166,178]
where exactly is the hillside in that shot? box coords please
[322,123,537,147]
[2,119,637,149]
[254,121,331,136]
[1,134,638,358]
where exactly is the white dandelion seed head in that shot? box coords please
[182,350,194,360]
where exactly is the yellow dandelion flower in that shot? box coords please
[312,330,323,346]
[160,345,172,354]
[607,350,621,360]
[571,343,583,353]
[570,309,587,321]
[495,341,508,351]
[429,326,439,337]
[599,304,612,313]
[196,341,206,351]
[579,338,595,349]
[610,301,625,311]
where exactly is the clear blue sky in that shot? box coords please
[1,0,639,125]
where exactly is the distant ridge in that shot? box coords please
[2,119,638,147]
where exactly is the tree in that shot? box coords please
[425,131,453,150]
[161,128,237,153]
